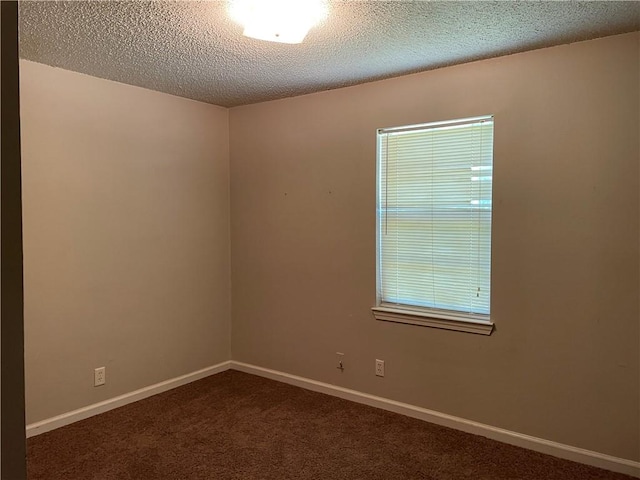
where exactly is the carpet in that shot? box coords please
[27,370,632,479]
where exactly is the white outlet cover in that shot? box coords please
[94,367,106,386]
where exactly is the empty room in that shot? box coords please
[1,0,639,479]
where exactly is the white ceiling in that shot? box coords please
[19,1,640,108]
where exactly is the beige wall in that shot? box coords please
[230,32,640,461]
[20,60,231,424]
[19,33,639,463]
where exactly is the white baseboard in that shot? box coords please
[230,361,640,478]
[25,359,639,478]
[26,361,231,438]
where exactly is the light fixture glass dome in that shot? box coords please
[229,0,328,44]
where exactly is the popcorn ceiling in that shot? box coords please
[19,1,639,108]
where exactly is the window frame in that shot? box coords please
[372,116,495,335]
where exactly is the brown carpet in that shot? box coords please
[28,370,630,480]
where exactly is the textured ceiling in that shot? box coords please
[19,1,640,107]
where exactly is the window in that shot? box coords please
[372,116,494,335]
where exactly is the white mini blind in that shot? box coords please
[377,116,493,321]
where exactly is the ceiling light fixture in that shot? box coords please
[229,0,328,44]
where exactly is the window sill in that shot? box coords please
[371,306,494,335]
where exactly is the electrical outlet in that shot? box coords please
[94,367,106,386]
[375,359,385,377]
[336,352,345,372]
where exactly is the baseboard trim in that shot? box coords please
[25,359,639,478]
[26,361,231,438]
[230,361,640,478]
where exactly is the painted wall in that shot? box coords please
[229,33,639,461]
[20,60,231,424]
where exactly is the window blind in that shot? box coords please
[377,116,493,321]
